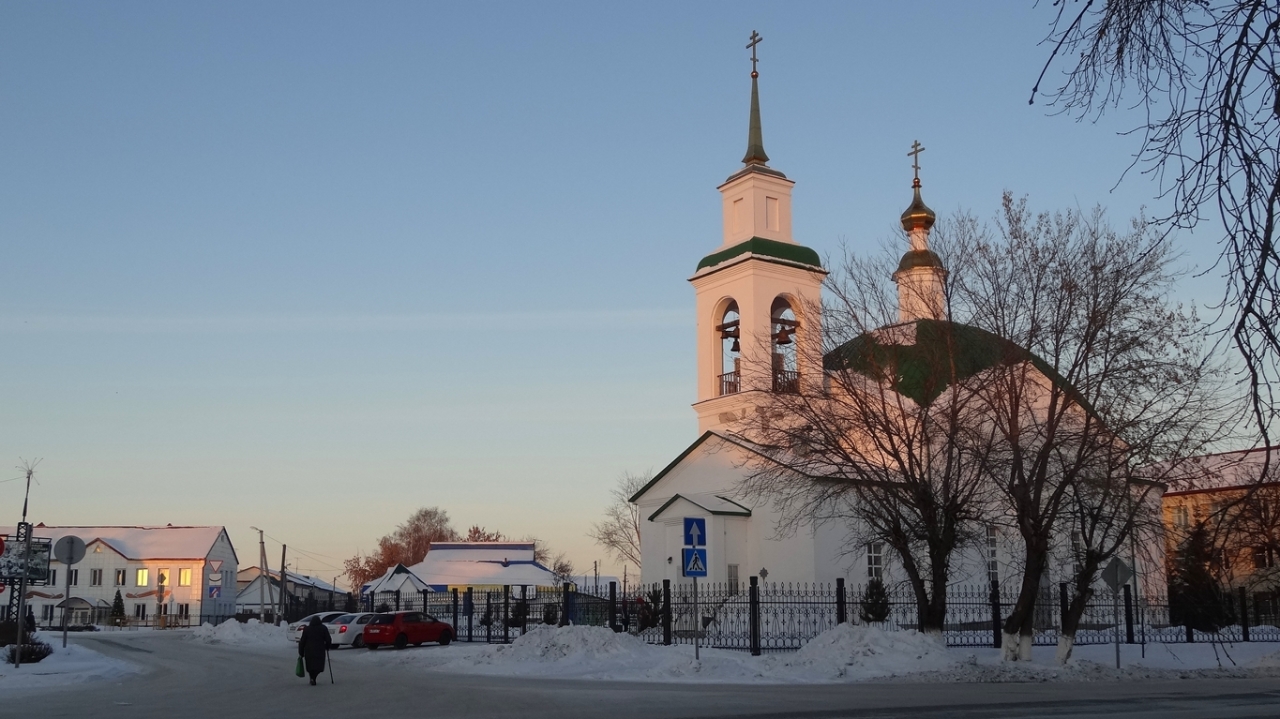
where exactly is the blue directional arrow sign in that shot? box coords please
[683,517,706,547]
[681,548,708,577]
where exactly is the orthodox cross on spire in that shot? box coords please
[741,31,769,166]
[746,30,762,78]
[908,140,926,187]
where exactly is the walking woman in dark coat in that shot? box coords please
[298,616,328,685]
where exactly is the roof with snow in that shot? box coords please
[406,553,559,590]
[237,567,341,593]
[362,564,431,595]
[6,525,232,562]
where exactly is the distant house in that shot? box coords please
[235,567,347,618]
[406,542,560,592]
[361,542,561,609]
[5,524,238,627]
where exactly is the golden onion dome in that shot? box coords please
[900,178,936,232]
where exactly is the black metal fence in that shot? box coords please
[360,579,1280,653]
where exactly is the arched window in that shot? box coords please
[717,301,740,395]
[771,297,799,393]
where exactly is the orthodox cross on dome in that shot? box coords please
[908,140,926,187]
[746,31,762,78]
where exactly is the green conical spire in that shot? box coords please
[742,74,769,165]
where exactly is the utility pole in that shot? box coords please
[277,545,288,625]
[12,461,38,668]
[250,527,267,622]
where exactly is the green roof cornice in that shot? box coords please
[696,237,823,272]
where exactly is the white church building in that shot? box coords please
[630,61,1159,596]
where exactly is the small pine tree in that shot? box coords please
[859,578,891,623]
[1168,524,1235,632]
[110,590,126,626]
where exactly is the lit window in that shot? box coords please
[1253,547,1274,570]
[867,542,884,581]
[157,569,169,587]
[1174,505,1190,528]
[136,569,149,587]
[178,568,191,587]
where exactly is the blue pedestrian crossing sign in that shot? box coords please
[683,517,706,546]
[681,548,708,577]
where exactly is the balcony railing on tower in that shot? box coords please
[719,371,740,396]
[773,369,799,394]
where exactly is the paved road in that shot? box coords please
[12,632,1280,719]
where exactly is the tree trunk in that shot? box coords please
[1002,538,1049,661]
[1056,561,1100,664]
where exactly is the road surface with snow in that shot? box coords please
[13,628,1280,718]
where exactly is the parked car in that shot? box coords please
[327,612,376,648]
[289,611,346,642]
[363,611,453,650]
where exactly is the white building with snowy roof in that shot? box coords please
[6,524,238,627]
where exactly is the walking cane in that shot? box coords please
[326,644,334,684]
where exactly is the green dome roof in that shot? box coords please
[696,237,823,272]
[897,249,944,272]
[823,318,1087,410]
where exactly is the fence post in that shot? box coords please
[990,580,1002,649]
[1186,620,1194,643]
[609,581,618,632]
[465,588,474,642]
[422,589,428,613]
[1240,587,1250,642]
[486,591,493,643]
[836,578,847,625]
[749,576,761,656]
[1123,585,1134,644]
[662,579,671,646]
[560,582,572,627]
[452,588,459,636]
[503,586,510,644]
[394,590,401,612]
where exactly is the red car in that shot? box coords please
[362,611,453,650]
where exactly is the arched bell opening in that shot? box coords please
[771,296,799,394]
[716,300,741,396]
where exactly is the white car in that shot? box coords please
[290,611,347,642]
[327,612,376,648]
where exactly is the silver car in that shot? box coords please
[326,612,376,648]
[289,611,346,642]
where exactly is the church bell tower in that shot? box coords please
[689,32,826,433]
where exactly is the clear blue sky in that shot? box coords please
[0,2,1226,584]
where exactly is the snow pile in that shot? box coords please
[190,619,289,647]
[0,643,141,693]
[477,625,641,663]
[779,624,957,680]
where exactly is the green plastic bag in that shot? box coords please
[295,657,305,678]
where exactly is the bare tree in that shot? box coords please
[343,506,459,589]
[734,243,997,637]
[588,472,648,569]
[1033,0,1280,444]
[952,194,1234,660]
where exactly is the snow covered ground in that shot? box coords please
[338,624,1280,684]
[0,640,142,692]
